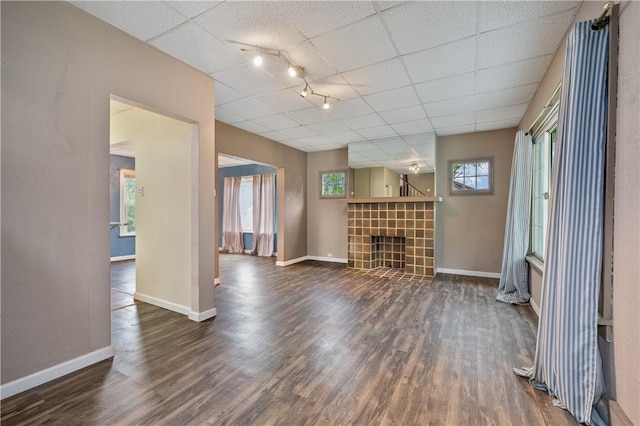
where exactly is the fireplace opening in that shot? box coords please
[371,236,405,270]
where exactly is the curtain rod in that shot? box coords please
[591,1,614,30]
[526,81,562,135]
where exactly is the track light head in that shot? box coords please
[322,97,330,110]
[253,55,263,66]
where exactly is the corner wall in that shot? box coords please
[1,1,215,392]
[307,148,348,261]
[435,128,516,276]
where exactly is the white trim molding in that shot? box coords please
[110,254,135,262]
[133,292,190,316]
[0,346,114,400]
[530,297,541,317]
[188,308,217,322]
[276,256,308,267]
[436,268,501,279]
[306,256,348,264]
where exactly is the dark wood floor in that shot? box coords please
[110,260,137,311]
[2,255,576,425]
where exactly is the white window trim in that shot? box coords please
[119,168,135,237]
[447,157,494,195]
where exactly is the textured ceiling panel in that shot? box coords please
[213,63,286,97]
[390,119,433,135]
[414,73,476,104]
[252,114,301,131]
[477,1,580,33]
[476,55,552,93]
[214,82,246,106]
[165,1,221,19]
[403,37,476,84]
[431,112,476,129]
[342,59,411,96]
[310,16,396,72]
[424,96,475,118]
[278,1,376,39]
[253,89,316,113]
[363,86,420,113]
[382,1,476,54]
[71,1,187,41]
[218,98,276,120]
[476,83,538,111]
[379,105,426,125]
[341,114,387,131]
[355,125,398,140]
[476,118,521,132]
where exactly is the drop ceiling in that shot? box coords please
[71,1,580,173]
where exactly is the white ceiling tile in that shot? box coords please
[362,86,419,113]
[215,108,245,124]
[431,112,476,128]
[478,10,576,69]
[196,1,303,49]
[476,118,521,132]
[402,132,436,147]
[349,141,385,153]
[341,114,387,130]
[280,140,312,151]
[310,16,396,72]
[321,98,375,121]
[260,130,292,143]
[286,41,338,82]
[477,55,552,93]
[390,119,433,135]
[478,1,580,33]
[436,124,476,136]
[476,83,538,110]
[253,89,316,113]
[307,121,351,135]
[328,131,363,144]
[403,37,476,84]
[382,1,476,54]
[285,107,334,126]
[380,105,426,125]
[299,135,333,146]
[152,23,246,74]
[165,1,221,19]
[355,125,398,140]
[215,82,246,106]
[372,138,405,150]
[476,103,528,123]
[213,63,286,97]
[219,98,276,120]
[374,1,409,12]
[382,145,417,156]
[70,1,187,41]
[342,59,410,96]
[277,1,376,39]
[415,73,475,104]
[252,114,300,131]
[234,121,271,134]
[424,96,475,118]
[278,126,319,139]
[305,142,345,152]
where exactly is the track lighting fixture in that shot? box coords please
[240,43,338,110]
[409,163,420,173]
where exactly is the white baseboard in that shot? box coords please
[133,292,190,316]
[276,256,308,266]
[530,297,541,317]
[436,268,501,279]
[188,308,217,322]
[306,256,348,264]
[0,346,114,400]
[110,254,135,262]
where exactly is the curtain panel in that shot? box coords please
[515,18,610,425]
[221,176,244,254]
[496,130,533,305]
[251,174,275,257]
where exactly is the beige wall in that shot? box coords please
[307,149,349,260]
[408,172,435,195]
[520,2,639,422]
[354,168,371,198]
[354,166,400,197]
[215,121,307,266]
[436,128,516,274]
[1,1,215,386]
[111,108,193,310]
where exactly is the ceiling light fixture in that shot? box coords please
[240,44,338,110]
[409,163,420,173]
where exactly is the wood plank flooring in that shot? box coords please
[110,260,138,311]
[2,255,577,425]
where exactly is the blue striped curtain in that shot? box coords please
[515,19,609,425]
[496,130,533,305]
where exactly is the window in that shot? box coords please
[448,158,493,195]
[319,170,347,198]
[119,169,136,236]
[531,125,558,260]
[239,176,253,232]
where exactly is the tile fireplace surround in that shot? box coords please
[347,198,438,278]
